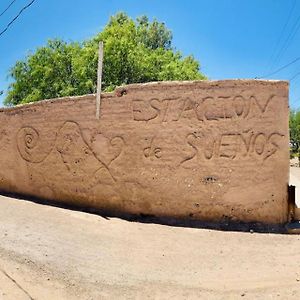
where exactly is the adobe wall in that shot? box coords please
[0,80,290,224]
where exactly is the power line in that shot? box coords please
[290,71,300,82]
[258,56,300,78]
[275,18,300,67]
[272,9,300,69]
[0,0,36,38]
[0,0,17,17]
[267,0,296,73]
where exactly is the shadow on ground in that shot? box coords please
[0,190,288,234]
[0,190,289,234]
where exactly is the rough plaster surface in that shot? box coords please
[0,80,290,224]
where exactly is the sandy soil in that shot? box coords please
[0,170,300,299]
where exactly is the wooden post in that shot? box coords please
[96,41,104,119]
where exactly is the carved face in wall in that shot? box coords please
[56,121,98,176]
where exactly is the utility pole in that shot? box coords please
[96,41,104,119]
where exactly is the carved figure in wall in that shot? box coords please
[16,121,129,197]
[54,122,146,203]
[56,121,116,185]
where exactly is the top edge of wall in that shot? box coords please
[0,79,289,113]
[119,79,289,90]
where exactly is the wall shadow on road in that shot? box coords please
[0,190,287,234]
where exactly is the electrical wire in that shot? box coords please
[267,0,296,73]
[290,71,300,82]
[0,0,17,17]
[275,19,300,67]
[258,56,300,78]
[272,9,300,69]
[0,0,36,37]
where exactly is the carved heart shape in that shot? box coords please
[85,132,124,167]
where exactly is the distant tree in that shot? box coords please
[289,109,300,161]
[5,12,206,106]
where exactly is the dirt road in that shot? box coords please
[1,170,300,299]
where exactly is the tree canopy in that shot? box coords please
[290,109,300,154]
[5,12,206,106]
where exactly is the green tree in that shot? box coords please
[5,12,206,106]
[290,109,300,154]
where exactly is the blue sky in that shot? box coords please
[0,0,300,107]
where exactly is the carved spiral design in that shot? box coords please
[24,128,38,149]
[17,127,48,163]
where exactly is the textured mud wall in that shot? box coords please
[0,80,289,224]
